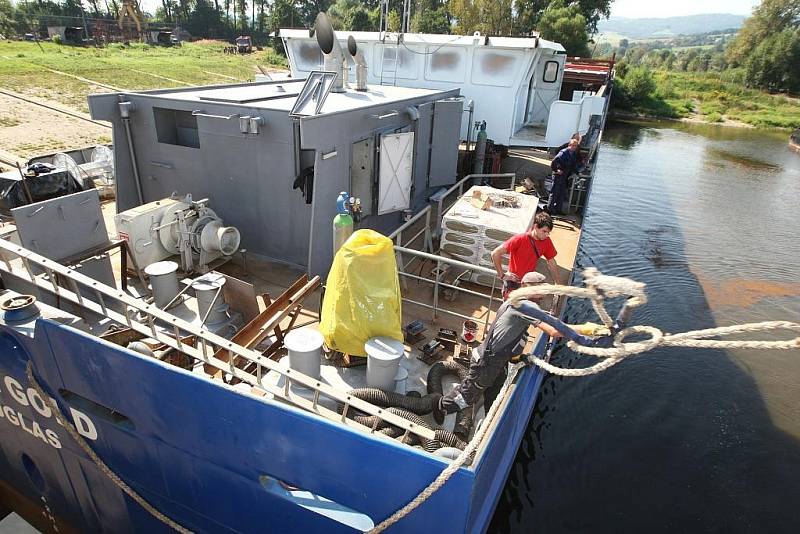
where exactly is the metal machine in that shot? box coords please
[115,195,241,273]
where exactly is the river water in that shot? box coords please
[491,120,800,532]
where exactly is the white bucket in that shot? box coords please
[285,328,324,380]
[365,337,405,391]
[394,367,408,394]
[145,261,180,309]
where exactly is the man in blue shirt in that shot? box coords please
[547,138,579,215]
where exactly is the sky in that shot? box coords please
[132,0,763,20]
[610,0,760,18]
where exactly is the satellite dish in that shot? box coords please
[347,35,358,57]
[315,12,335,55]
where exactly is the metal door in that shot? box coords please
[377,132,414,215]
[428,98,462,187]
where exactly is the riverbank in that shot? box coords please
[616,70,800,129]
[610,109,756,129]
[0,40,286,113]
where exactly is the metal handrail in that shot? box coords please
[394,245,500,334]
[0,239,435,443]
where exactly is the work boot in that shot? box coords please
[430,394,445,425]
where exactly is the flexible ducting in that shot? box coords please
[345,387,437,415]
[426,360,475,440]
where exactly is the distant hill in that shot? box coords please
[597,14,746,39]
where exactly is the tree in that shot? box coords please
[727,0,799,64]
[0,0,15,38]
[617,66,656,106]
[515,0,611,36]
[537,0,589,55]
[448,0,482,34]
[744,28,800,91]
[271,0,302,52]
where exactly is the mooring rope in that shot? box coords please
[368,361,525,533]
[507,267,800,376]
[369,267,799,530]
[26,362,193,534]
[22,267,799,533]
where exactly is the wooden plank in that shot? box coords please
[205,275,319,376]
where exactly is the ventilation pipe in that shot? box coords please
[347,35,368,92]
[315,12,347,93]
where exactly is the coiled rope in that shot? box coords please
[507,267,800,377]
[26,362,193,534]
[369,268,799,531]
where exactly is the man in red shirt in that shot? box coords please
[491,211,561,298]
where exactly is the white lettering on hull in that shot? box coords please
[1,374,99,450]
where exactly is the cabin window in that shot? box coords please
[153,107,200,149]
[543,60,559,83]
[376,45,418,80]
[425,46,466,83]
[471,50,518,87]
[293,41,323,70]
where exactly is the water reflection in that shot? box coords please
[491,120,800,533]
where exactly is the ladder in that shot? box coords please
[378,0,399,87]
[0,239,435,443]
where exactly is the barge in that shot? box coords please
[0,15,613,533]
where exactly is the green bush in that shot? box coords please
[706,112,723,122]
[621,67,657,105]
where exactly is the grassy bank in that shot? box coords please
[617,70,800,129]
[0,40,287,112]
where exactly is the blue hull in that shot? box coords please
[0,317,547,533]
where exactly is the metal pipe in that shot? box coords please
[432,257,440,320]
[465,99,474,153]
[393,245,496,276]
[399,270,502,303]
[119,101,144,205]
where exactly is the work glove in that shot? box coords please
[571,322,611,337]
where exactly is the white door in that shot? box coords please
[378,132,414,215]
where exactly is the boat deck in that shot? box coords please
[1,183,580,449]
[95,192,582,441]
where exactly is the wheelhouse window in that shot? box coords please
[543,60,559,83]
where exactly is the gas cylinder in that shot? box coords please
[333,191,354,252]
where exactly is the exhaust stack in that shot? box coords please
[315,12,347,93]
[348,36,368,92]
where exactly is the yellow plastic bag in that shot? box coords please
[320,229,403,356]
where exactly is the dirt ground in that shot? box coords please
[0,92,111,171]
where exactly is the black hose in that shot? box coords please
[345,407,465,451]
[426,360,474,439]
[426,360,467,395]
[346,387,436,415]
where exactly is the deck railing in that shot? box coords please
[0,239,437,445]
[389,174,518,334]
